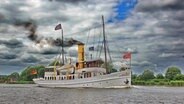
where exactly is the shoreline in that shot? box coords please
[0,81,34,84]
[132,80,184,87]
[1,83,184,87]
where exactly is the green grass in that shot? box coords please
[132,79,184,86]
[7,81,35,84]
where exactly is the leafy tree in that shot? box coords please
[0,75,8,83]
[140,69,155,80]
[165,66,181,80]
[9,72,20,81]
[132,74,137,80]
[174,74,184,80]
[156,73,164,79]
[136,75,142,80]
[20,65,45,81]
[38,68,45,78]
[20,66,30,81]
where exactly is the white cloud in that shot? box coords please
[0,0,184,74]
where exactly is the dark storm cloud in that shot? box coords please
[0,52,17,59]
[54,0,87,3]
[0,1,30,24]
[0,39,24,48]
[28,48,60,55]
[14,20,38,41]
[21,55,40,63]
[0,13,4,20]
[136,0,184,12]
[41,50,59,54]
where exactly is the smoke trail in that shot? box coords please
[14,20,84,47]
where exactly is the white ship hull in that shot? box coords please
[33,71,131,88]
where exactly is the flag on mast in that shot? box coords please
[55,24,62,30]
[89,46,94,51]
[30,69,37,75]
[123,52,131,59]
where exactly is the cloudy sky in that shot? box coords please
[0,0,184,75]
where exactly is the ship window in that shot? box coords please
[93,73,96,77]
[84,73,87,78]
[87,72,91,77]
[69,76,71,80]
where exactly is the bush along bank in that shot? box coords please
[132,66,184,86]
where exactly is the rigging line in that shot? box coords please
[65,24,101,36]
[106,35,112,63]
[99,37,104,59]
[64,22,110,36]
[98,20,104,58]
[85,27,91,60]
[101,30,112,63]
[53,41,63,64]
[104,30,125,63]
[93,27,95,46]
[85,28,91,47]
[105,31,124,54]
[96,27,102,58]
[92,26,97,58]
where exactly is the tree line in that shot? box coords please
[0,65,45,84]
[132,66,184,86]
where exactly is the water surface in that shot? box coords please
[0,84,184,104]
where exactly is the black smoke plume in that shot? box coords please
[14,20,84,47]
[14,20,37,41]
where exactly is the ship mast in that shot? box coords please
[102,15,108,74]
[61,28,64,65]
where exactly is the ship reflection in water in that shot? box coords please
[0,84,184,104]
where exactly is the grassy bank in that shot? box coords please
[132,79,184,86]
[6,81,35,84]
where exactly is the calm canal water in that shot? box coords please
[0,84,184,104]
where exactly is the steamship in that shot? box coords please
[33,16,131,88]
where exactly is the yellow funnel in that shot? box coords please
[77,43,85,69]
